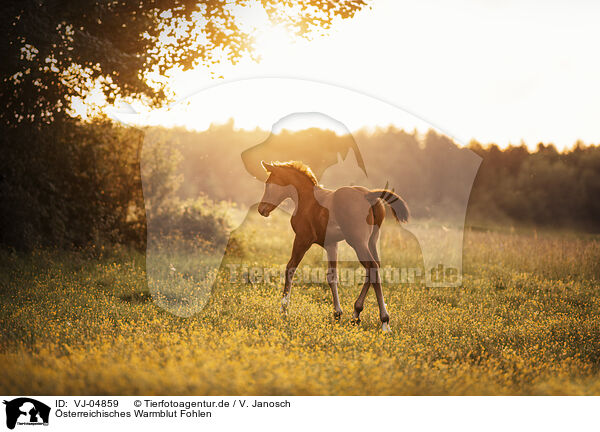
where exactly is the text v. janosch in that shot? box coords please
[241,400,291,408]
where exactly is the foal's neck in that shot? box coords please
[290,178,320,213]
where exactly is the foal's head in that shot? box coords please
[257,161,318,217]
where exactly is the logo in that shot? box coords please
[3,398,50,430]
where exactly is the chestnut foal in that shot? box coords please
[257,161,409,332]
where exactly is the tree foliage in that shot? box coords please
[1,0,369,126]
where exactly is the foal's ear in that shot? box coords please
[261,161,274,172]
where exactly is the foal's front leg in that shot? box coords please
[325,243,343,320]
[281,236,310,315]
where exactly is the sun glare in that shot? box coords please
[252,24,296,62]
[97,1,600,151]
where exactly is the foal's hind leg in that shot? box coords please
[372,264,391,333]
[351,243,391,332]
[368,227,391,331]
[369,226,381,266]
[325,243,343,320]
[352,274,370,324]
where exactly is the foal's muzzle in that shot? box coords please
[257,202,275,217]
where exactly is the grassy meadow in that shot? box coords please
[1,212,600,395]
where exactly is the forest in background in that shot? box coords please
[1,119,599,252]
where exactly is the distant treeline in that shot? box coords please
[468,140,600,230]
[164,123,600,230]
[1,119,599,250]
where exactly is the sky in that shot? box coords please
[111,0,600,151]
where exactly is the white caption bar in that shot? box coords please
[0,396,597,431]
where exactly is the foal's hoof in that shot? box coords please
[351,311,361,325]
[381,322,392,333]
[333,310,343,321]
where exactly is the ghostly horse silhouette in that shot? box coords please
[132,81,481,320]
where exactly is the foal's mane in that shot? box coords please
[272,161,318,186]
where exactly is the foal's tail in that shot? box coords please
[366,188,409,223]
